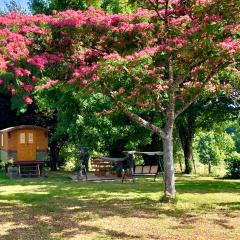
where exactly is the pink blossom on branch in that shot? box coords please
[0,3,238,109]
[22,84,34,92]
[20,25,48,35]
[73,63,97,79]
[218,37,240,54]
[195,0,214,5]
[0,54,7,71]
[27,53,64,69]
[6,42,29,61]
[23,96,33,105]
[35,80,59,89]
[13,67,31,76]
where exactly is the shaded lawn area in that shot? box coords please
[0,170,239,240]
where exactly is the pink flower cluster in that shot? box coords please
[13,67,31,76]
[23,96,33,105]
[8,84,18,95]
[73,63,97,80]
[27,53,64,69]
[0,12,51,26]
[144,83,168,91]
[103,53,121,60]
[113,22,153,33]
[0,5,239,106]
[22,84,34,92]
[35,80,59,89]
[6,41,29,61]
[111,87,125,97]
[186,25,200,35]
[166,37,187,49]
[169,15,191,27]
[224,25,240,34]
[125,46,160,60]
[0,28,25,42]
[196,0,214,5]
[136,102,157,108]
[191,65,209,74]
[218,37,240,54]
[0,28,32,61]
[203,15,221,23]
[0,54,7,71]
[20,25,48,35]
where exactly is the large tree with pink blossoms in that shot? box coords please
[0,0,240,198]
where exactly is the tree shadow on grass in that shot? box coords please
[217,202,240,211]
[213,219,235,230]
[0,172,240,239]
[0,184,183,239]
[0,195,157,239]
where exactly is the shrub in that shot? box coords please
[225,152,240,179]
[0,160,3,169]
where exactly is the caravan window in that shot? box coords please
[20,133,25,144]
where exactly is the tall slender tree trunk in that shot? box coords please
[162,129,176,198]
[208,162,211,174]
[177,122,193,174]
[183,137,193,174]
[49,142,59,171]
[162,54,176,199]
[178,158,183,173]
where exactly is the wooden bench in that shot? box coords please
[122,165,159,182]
[91,159,114,176]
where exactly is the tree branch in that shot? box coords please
[100,82,167,139]
[175,64,225,119]
[113,98,167,139]
[175,92,202,119]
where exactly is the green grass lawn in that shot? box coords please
[0,170,239,240]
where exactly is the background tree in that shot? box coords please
[196,132,221,174]
[1,0,28,15]
[28,0,50,15]
[176,96,240,174]
[225,151,240,179]
[28,0,136,14]
[226,122,240,153]
[196,130,236,174]
[35,85,154,159]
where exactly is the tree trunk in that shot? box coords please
[163,133,176,199]
[208,162,211,174]
[178,124,193,174]
[192,155,197,174]
[183,137,193,174]
[49,143,58,171]
[178,158,183,173]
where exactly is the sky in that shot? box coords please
[0,0,30,11]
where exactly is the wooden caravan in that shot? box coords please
[0,125,48,172]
